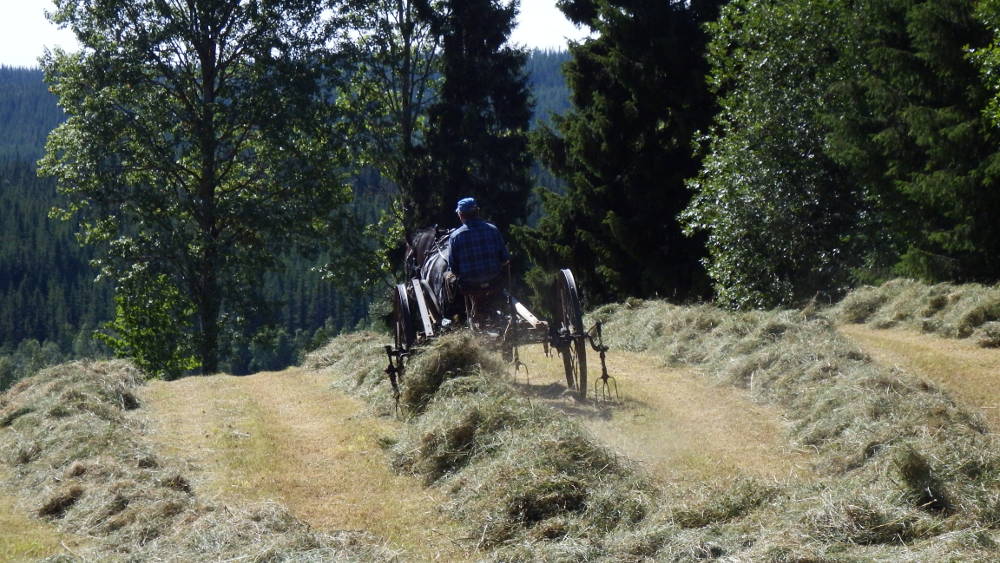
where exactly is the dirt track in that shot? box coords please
[138,346,814,559]
[840,324,1000,430]
[141,369,471,561]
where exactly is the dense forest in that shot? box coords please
[5,0,1000,388]
[0,47,570,389]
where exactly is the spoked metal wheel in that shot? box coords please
[554,269,587,399]
[393,283,416,352]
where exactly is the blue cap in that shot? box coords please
[456,197,478,213]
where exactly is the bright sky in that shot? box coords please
[510,1,589,50]
[0,0,587,68]
[0,1,78,68]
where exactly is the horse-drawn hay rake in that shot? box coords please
[383,227,618,408]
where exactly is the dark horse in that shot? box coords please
[404,226,457,321]
[404,225,509,328]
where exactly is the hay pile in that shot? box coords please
[834,278,1000,346]
[593,299,1000,559]
[310,299,1000,559]
[308,333,667,559]
[0,360,393,561]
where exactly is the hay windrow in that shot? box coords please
[279,286,1000,558]
[0,360,395,561]
[310,333,685,558]
[9,280,1000,559]
[589,298,1000,558]
[832,278,1000,341]
[312,298,1000,559]
[316,329,907,558]
[303,331,397,414]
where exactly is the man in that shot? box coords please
[448,197,510,290]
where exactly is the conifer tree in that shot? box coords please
[826,0,1000,282]
[516,0,722,305]
[411,0,532,234]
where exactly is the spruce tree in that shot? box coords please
[515,0,722,305]
[826,0,1000,282]
[410,0,532,234]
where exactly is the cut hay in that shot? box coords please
[833,278,1000,342]
[0,360,395,561]
[300,291,1000,559]
[307,298,1000,559]
[310,333,673,558]
[590,299,1000,558]
[303,331,397,414]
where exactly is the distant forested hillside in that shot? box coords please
[0,157,111,346]
[0,52,571,386]
[526,49,571,128]
[0,66,64,160]
[524,50,571,215]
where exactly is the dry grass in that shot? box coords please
[142,368,471,561]
[834,278,1000,340]
[303,331,398,413]
[308,333,671,559]
[591,301,988,462]
[841,324,1000,429]
[584,299,1000,558]
[0,360,395,561]
[0,469,77,561]
[309,329,873,559]
[512,345,812,486]
[7,278,1000,560]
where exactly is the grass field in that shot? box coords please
[514,345,812,486]
[841,324,1000,429]
[142,368,471,561]
[4,279,1000,559]
[0,470,71,562]
[0,361,394,561]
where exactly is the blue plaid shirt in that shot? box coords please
[448,219,510,283]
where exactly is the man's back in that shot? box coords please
[449,219,509,284]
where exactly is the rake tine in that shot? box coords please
[510,343,529,383]
[594,373,620,403]
[597,345,620,402]
[384,344,404,415]
[513,359,529,381]
[585,322,620,403]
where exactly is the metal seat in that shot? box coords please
[459,275,505,330]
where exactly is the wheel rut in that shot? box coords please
[141,368,472,562]
[840,324,1000,430]
[512,344,813,487]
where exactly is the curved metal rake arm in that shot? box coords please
[586,322,620,402]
